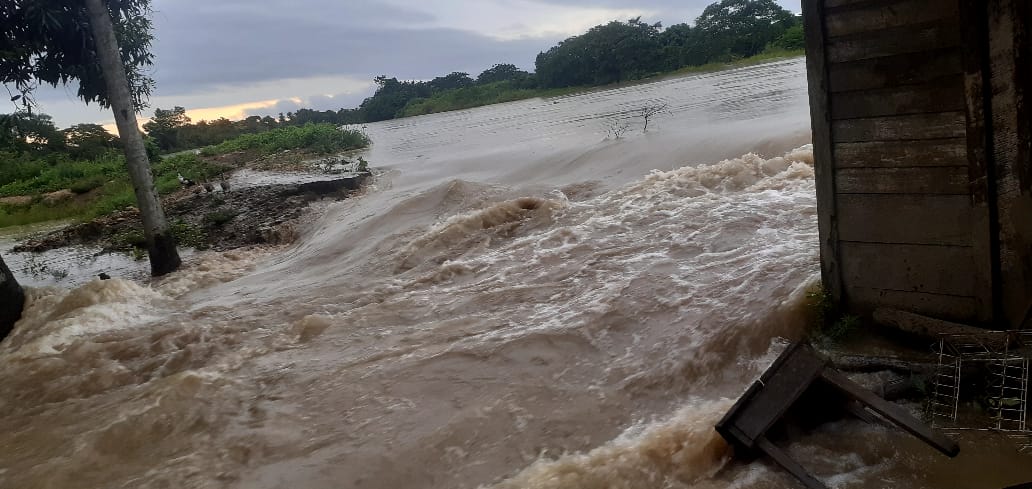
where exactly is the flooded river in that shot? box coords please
[1,58,1028,488]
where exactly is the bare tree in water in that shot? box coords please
[639,102,669,133]
[0,254,25,339]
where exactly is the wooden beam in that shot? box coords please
[836,167,970,194]
[830,76,965,120]
[845,286,981,323]
[834,139,968,168]
[839,242,977,296]
[827,21,962,63]
[959,0,998,324]
[756,436,830,489]
[832,112,967,143]
[828,48,962,93]
[837,194,973,245]
[824,0,959,39]
[820,369,960,457]
[803,0,843,306]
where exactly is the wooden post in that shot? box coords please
[802,0,842,307]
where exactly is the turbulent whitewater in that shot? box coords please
[3,58,1018,489]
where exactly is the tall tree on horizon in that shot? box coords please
[1,0,181,281]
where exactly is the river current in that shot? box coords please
[1,58,1028,489]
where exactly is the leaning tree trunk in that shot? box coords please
[85,0,181,276]
[0,253,25,340]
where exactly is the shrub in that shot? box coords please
[204,210,238,227]
[204,124,370,157]
[70,176,107,194]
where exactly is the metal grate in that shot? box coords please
[928,332,1032,452]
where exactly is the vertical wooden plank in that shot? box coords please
[1014,0,1032,328]
[803,0,843,306]
[985,0,1032,329]
[959,0,999,325]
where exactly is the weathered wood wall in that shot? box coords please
[804,0,1029,327]
[987,0,1032,328]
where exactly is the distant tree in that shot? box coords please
[63,123,120,159]
[693,0,795,60]
[769,21,805,51]
[0,111,65,154]
[658,23,697,70]
[360,76,433,122]
[476,64,531,85]
[536,18,664,88]
[429,72,475,92]
[143,106,191,151]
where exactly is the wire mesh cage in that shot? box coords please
[928,332,1032,452]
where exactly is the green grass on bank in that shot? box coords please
[400,83,581,117]
[0,152,222,228]
[0,124,370,228]
[199,123,370,157]
[669,48,805,76]
[397,49,805,118]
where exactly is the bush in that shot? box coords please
[769,24,804,51]
[203,124,370,157]
[69,176,107,194]
[171,220,208,249]
[204,210,238,227]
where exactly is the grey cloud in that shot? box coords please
[243,91,372,119]
[148,1,551,96]
[32,0,800,125]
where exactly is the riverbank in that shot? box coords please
[13,171,369,255]
[0,124,370,229]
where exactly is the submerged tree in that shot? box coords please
[1,0,181,277]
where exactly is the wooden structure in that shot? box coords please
[716,342,959,489]
[803,0,1031,328]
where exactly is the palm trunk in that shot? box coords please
[0,253,25,340]
[85,0,181,276]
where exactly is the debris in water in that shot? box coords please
[715,342,959,489]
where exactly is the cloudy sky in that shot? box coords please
[32,0,800,129]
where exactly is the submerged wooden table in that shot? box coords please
[715,342,959,489]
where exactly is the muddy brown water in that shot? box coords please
[1,58,1028,489]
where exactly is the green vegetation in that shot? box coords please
[0,150,222,228]
[201,123,369,156]
[113,219,209,252]
[204,210,238,227]
[170,220,208,250]
[805,284,862,345]
[0,119,369,228]
[400,83,578,117]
